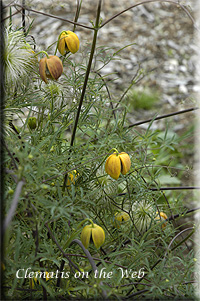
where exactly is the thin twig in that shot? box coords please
[3,142,18,169]
[45,223,83,272]
[124,289,148,298]
[100,0,197,30]
[150,186,200,191]
[165,227,194,254]
[125,107,198,129]
[115,65,142,110]
[13,4,94,31]
[168,207,200,221]
[5,168,18,183]
[1,8,23,22]
[21,0,26,34]
[70,239,98,273]
[62,253,129,270]
[73,0,82,32]
[118,186,200,198]
[63,0,102,190]
[70,239,108,299]
[70,1,102,148]
[42,151,111,183]
[3,180,25,233]
[92,70,116,120]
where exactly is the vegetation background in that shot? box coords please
[1,0,200,299]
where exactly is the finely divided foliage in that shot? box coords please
[2,0,199,299]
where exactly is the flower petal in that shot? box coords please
[92,224,105,249]
[65,31,80,54]
[39,57,48,83]
[155,211,168,228]
[119,152,131,175]
[105,153,121,180]
[81,225,92,249]
[58,32,68,55]
[46,55,63,81]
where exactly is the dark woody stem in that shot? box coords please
[70,0,101,147]
[63,0,102,190]
[21,0,26,34]
[125,107,198,129]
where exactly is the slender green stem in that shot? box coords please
[35,50,49,59]
[11,4,94,31]
[62,218,92,249]
[110,148,119,155]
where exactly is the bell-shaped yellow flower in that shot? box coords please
[155,211,168,229]
[39,55,63,84]
[81,223,105,249]
[66,170,79,188]
[114,211,130,228]
[105,152,131,180]
[58,31,79,55]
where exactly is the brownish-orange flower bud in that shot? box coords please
[39,55,63,84]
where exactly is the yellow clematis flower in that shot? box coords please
[105,152,131,180]
[39,55,63,84]
[114,211,130,228]
[66,170,79,188]
[155,211,168,229]
[81,223,105,249]
[57,31,79,55]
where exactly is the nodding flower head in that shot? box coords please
[105,152,131,180]
[155,211,168,229]
[66,170,79,188]
[57,31,80,55]
[114,212,130,228]
[81,223,105,249]
[39,55,63,84]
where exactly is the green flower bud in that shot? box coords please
[28,117,37,130]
